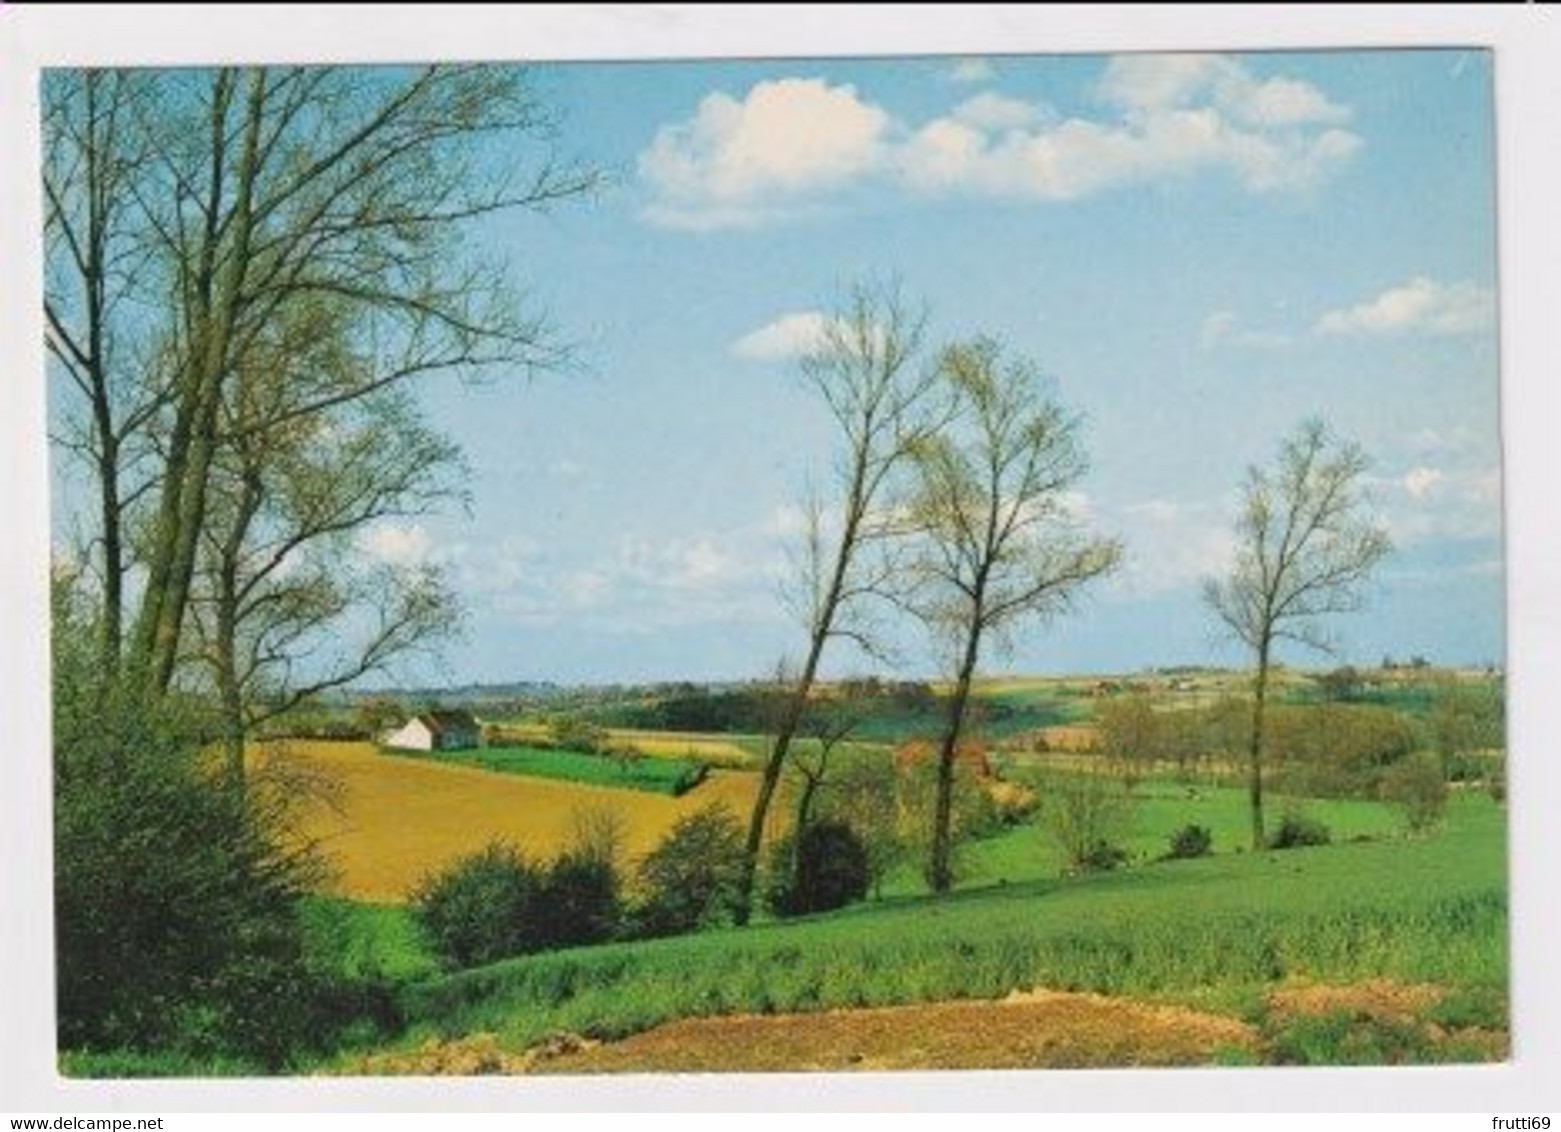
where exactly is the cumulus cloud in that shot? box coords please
[1098,54,1352,128]
[1316,277,1495,337]
[949,91,1048,132]
[640,55,1362,228]
[638,78,891,230]
[732,310,832,361]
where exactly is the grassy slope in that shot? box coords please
[908,781,1407,896]
[354,793,1503,1059]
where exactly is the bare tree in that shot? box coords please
[44,71,165,681]
[45,65,597,732]
[905,337,1120,894]
[734,280,942,924]
[789,698,862,836]
[1203,418,1391,849]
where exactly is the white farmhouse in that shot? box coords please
[382,709,482,752]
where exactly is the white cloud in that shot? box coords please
[1098,54,1351,128]
[639,78,890,230]
[359,521,433,567]
[640,55,1362,229]
[947,58,997,85]
[1403,466,1444,499]
[1380,463,1503,543]
[1316,277,1495,337]
[732,310,831,361]
[950,91,1047,132]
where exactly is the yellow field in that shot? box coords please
[609,729,756,767]
[256,741,760,904]
[482,723,756,768]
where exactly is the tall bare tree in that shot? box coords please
[1204,418,1391,849]
[44,71,165,681]
[905,337,1120,894]
[45,65,597,728]
[734,280,942,925]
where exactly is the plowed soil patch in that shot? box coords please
[1268,979,1442,1024]
[534,991,1256,1073]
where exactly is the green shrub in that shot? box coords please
[1033,770,1136,874]
[766,821,871,918]
[542,852,621,949]
[411,837,630,968]
[548,715,609,753]
[1078,839,1130,872]
[1268,703,1421,799]
[1264,1010,1435,1065]
[1268,813,1332,850]
[1380,750,1448,832]
[632,803,746,937]
[52,586,334,1069]
[1166,823,1214,860]
[410,843,548,968]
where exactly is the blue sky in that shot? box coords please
[67,49,1507,687]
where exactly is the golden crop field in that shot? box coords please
[610,729,756,767]
[255,741,760,904]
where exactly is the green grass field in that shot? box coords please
[319,790,1504,1065]
[381,744,707,796]
[901,780,1410,896]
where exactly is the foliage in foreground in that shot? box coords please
[54,586,391,1070]
[1267,812,1333,850]
[388,798,1504,1057]
[410,843,620,969]
[765,820,872,918]
[632,803,748,938]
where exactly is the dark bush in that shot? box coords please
[1166,823,1214,860]
[632,803,746,937]
[1267,813,1332,850]
[765,821,871,918]
[541,852,621,949]
[409,843,547,967]
[1079,839,1130,872]
[410,841,628,967]
[53,589,329,1069]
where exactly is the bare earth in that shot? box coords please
[344,989,1258,1075]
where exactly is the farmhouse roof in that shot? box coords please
[419,709,479,736]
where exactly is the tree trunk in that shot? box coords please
[131,69,270,700]
[794,775,821,838]
[930,622,983,894]
[1248,639,1272,850]
[735,633,825,926]
[736,459,871,925]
